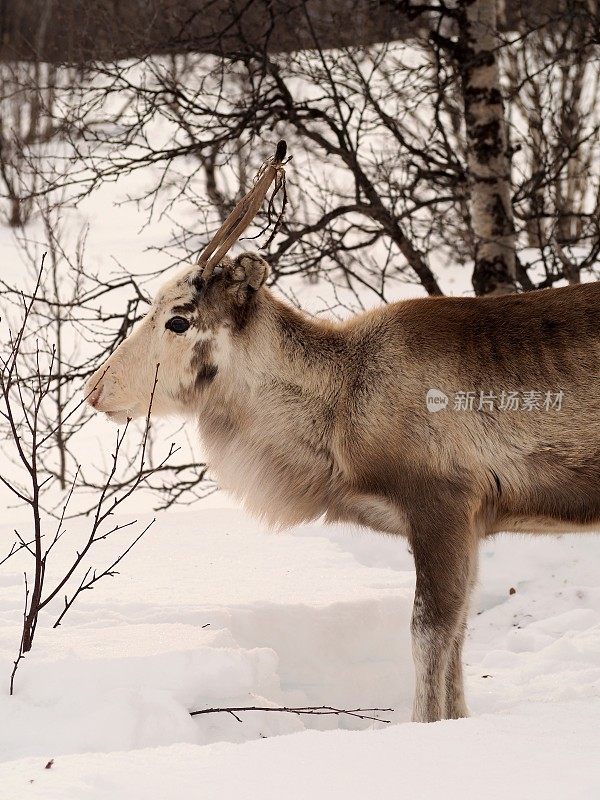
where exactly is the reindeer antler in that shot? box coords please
[197,140,288,281]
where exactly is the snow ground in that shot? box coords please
[1,504,600,799]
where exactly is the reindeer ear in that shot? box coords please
[230,252,270,291]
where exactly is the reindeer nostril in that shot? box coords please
[87,385,103,409]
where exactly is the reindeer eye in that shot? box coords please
[166,316,190,334]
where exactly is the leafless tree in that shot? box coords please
[0,258,178,693]
[504,3,600,287]
[0,58,81,227]
[41,0,598,304]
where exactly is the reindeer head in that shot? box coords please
[85,253,270,422]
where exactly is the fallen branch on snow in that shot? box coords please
[189,705,393,724]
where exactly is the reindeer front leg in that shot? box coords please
[410,514,477,722]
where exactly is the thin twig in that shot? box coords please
[189,705,393,724]
[10,573,29,695]
[53,519,155,628]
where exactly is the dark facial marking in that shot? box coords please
[191,339,218,390]
[171,303,196,315]
[196,363,218,388]
[192,275,206,294]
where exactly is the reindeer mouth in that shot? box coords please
[104,409,133,425]
[87,387,135,425]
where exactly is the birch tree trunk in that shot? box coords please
[456,0,516,295]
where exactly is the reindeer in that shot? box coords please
[86,252,600,723]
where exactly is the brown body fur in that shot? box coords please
[87,255,600,722]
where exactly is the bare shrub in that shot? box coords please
[0,258,175,693]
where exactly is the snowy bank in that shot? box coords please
[1,506,600,798]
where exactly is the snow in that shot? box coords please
[3,702,600,800]
[1,503,600,798]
